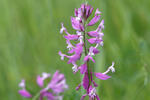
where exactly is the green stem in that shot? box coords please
[32,92,41,100]
[83,21,91,88]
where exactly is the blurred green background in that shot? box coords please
[0,0,150,100]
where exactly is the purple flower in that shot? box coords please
[83,46,100,63]
[81,4,94,19]
[58,51,69,60]
[95,8,101,15]
[88,37,103,44]
[18,80,32,98]
[59,43,83,73]
[45,71,68,94]
[88,86,100,100]
[87,20,104,37]
[88,9,101,26]
[59,3,115,100]
[66,40,74,51]
[71,17,84,31]
[94,72,111,80]
[81,86,100,100]
[74,8,83,19]
[39,91,55,100]
[88,15,101,26]
[82,72,89,91]
[84,55,95,63]
[76,62,115,100]
[94,62,115,80]
[64,34,79,40]
[19,71,68,100]
[37,72,51,87]
[79,63,87,74]
[89,46,100,54]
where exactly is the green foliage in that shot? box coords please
[0,0,149,100]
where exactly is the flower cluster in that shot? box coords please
[18,71,68,100]
[59,3,115,100]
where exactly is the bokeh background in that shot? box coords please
[0,0,150,100]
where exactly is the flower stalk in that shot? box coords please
[83,19,91,88]
[59,3,115,100]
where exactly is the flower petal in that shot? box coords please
[95,8,101,15]
[37,73,50,87]
[88,15,101,26]
[40,91,54,100]
[79,63,87,74]
[18,89,32,98]
[82,72,89,91]
[71,17,84,31]
[37,75,43,87]
[96,95,100,100]
[84,55,89,62]
[88,38,103,44]
[93,47,100,54]
[64,34,79,40]
[88,38,97,44]
[88,31,98,37]
[96,20,104,32]
[19,80,25,88]
[94,72,111,80]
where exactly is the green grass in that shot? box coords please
[0,0,150,100]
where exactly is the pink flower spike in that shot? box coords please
[37,72,51,87]
[94,72,111,80]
